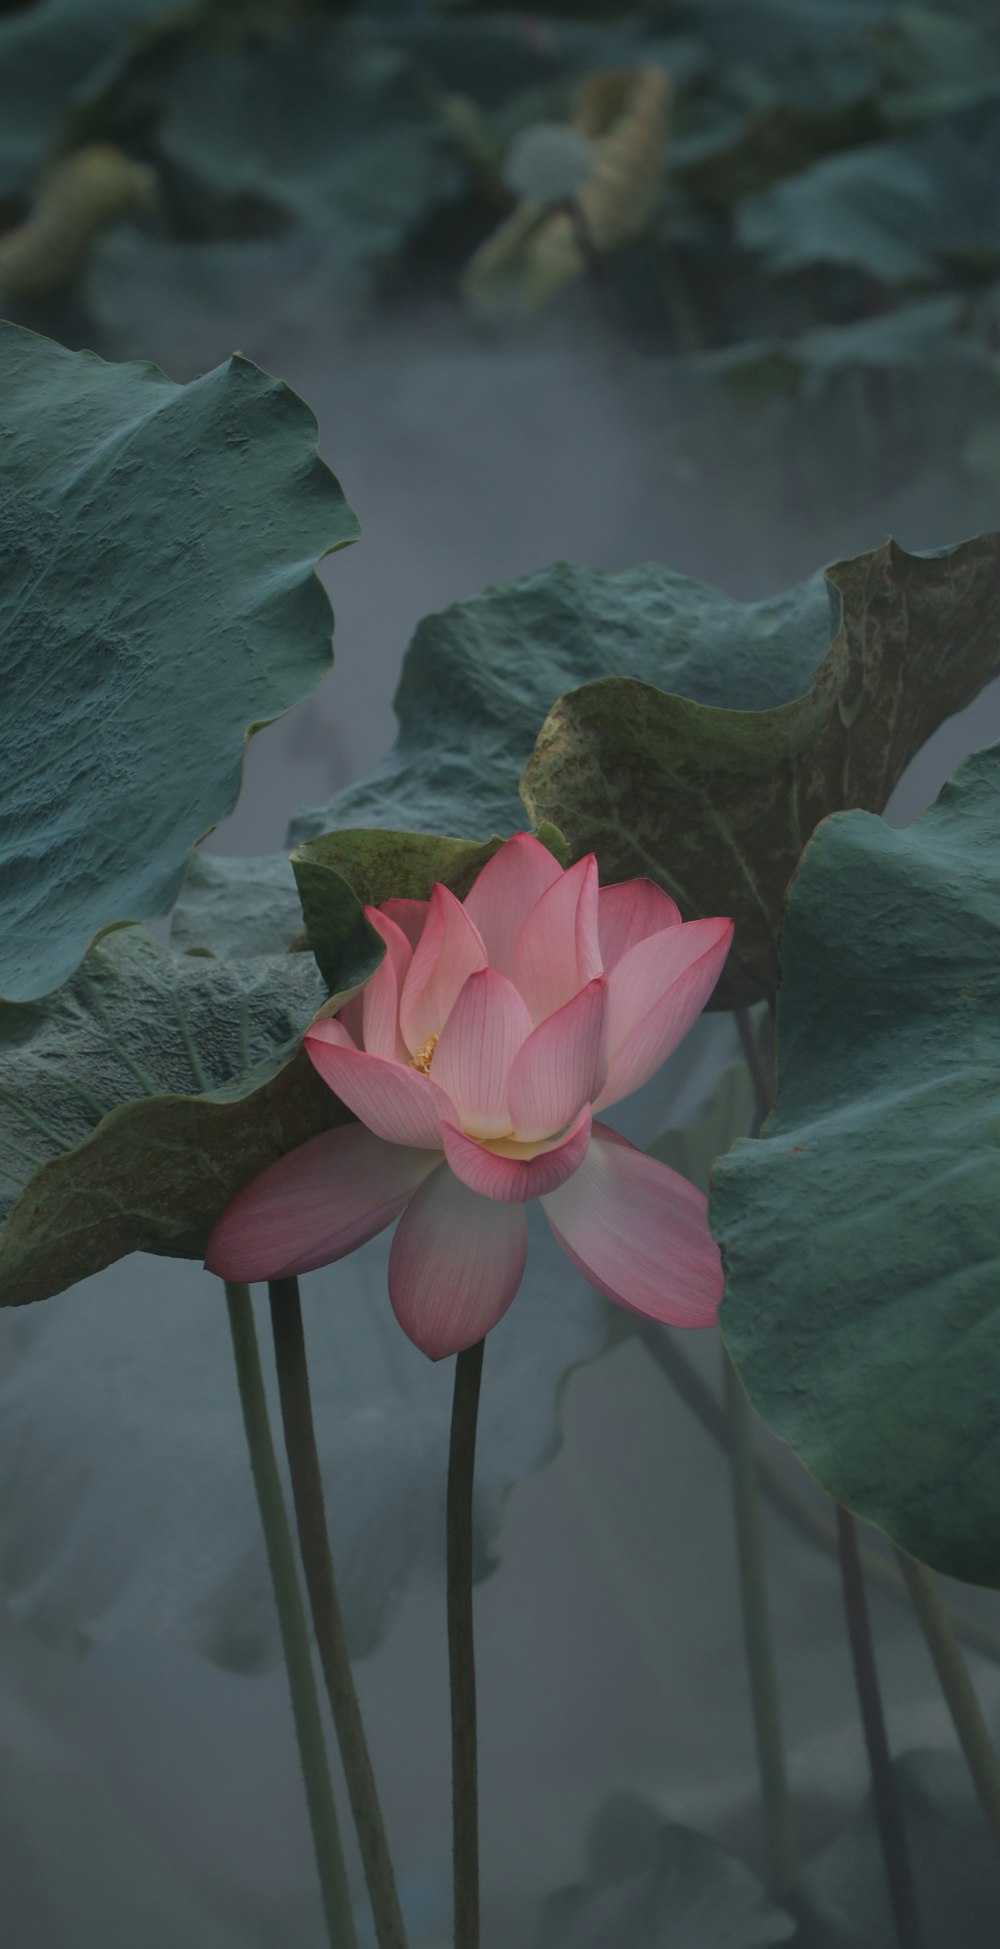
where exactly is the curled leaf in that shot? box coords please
[521,533,1000,1008]
[0,144,157,297]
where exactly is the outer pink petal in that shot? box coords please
[441,1104,592,1203]
[541,1123,723,1327]
[598,878,681,972]
[380,898,430,952]
[398,883,488,1053]
[506,975,608,1142]
[431,967,533,1139]
[511,854,602,1022]
[360,908,413,1063]
[461,833,564,977]
[305,1020,453,1148]
[594,917,734,1111]
[388,1163,528,1358]
[205,1124,437,1282]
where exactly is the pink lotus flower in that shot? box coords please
[206,835,733,1358]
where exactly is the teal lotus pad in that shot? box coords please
[712,740,1000,1585]
[0,925,340,1305]
[288,557,837,849]
[0,321,358,1003]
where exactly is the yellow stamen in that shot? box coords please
[409,1033,439,1075]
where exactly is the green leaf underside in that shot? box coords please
[533,1796,795,1948]
[0,320,358,1004]
[712,740,1000,1586]
[0,926,337,1306]
[287,557,839,853]
[520,533,1000,1008]
[290,827,506,989]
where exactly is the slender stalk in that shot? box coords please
[223,1281,356,1949]
[267,1279,408,1949]
[895,1548,1000,1852]
[448,1340,486,1949]
[724,1005,791,1893]
[837,1508,925,1949]
[734,1005,776,1120]
[722,1347,794,1896]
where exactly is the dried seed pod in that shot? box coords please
[0,144,158,300]
[460,66,672,314]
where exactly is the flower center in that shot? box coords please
[409,1033,439,1075]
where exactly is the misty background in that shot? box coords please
[4,3,1000,1942]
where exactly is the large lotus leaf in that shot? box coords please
[532,1793,795,1948]
[133,19,447,262]
[0,321,358,1005]
[711,739,1000,1585]
[738,103,1000,282]
[0,1001,735,1667]
[170,850,306,960]
[520,533,1000,1008]
[287,558,837,850]
[0,926,346,1307]
[792,1749,1000,1947]
[0,0,165,195]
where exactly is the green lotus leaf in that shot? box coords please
[288,558,837,850]
[0,0,165,194]
[520,532,1000,1008]
[738,103,1000,282]
[0,321,358,1004]
[533,1794,795,1947]
[0,925,342,1306]
[169,849,306,960]
[711,738,1000,1585]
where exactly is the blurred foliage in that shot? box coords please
[0,0,996,442]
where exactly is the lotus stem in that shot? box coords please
[267,1278,408,1949]
[223,1280,356,1949]
[723,1008,791,1893]
[637,1317,1000,1664]
[895,1548,1000,1853]
[448,1339,486,1949]
[722,1345,794,1896]
[837,1507,925,1949]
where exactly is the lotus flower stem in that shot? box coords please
[638,1319,1000,1664]
[267,1277,409,1949]
[723,1006,792,1893]
[722,1346,794,1897]
[223,1280,357,1949]
[894,1549,1000,1853]
[448,1338,486,1949]
[836,1507,925,1949]
[734,1004,775,1121]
